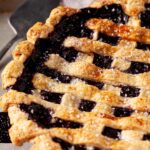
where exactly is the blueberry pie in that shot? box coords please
[1,0,150,149]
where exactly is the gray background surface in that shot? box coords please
[0,0,93,149]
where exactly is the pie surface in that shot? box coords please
[1,0,150,149]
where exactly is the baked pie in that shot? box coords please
[1,0,150,149]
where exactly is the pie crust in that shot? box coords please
[1,0,150,150]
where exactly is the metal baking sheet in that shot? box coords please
[0,0,93,149]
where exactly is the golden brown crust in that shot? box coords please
[46,6,79,27]
[30,133,150,150]
[45,55,150,89]
[1,0,150,150]
[64,36,118,56]
[86,18,150,44]
[64,36,150,64]
[30,135,62,150]
[2,90,150,148]
[91,0,145,16]
[32,73,150,112]
[27,6,79,44]
[27,22,52,44]
[12,41,34,63]
[1,60,24,89]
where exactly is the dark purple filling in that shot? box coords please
[126,62,150,74]
[98,33,120,46]
[20,103,83,129]
[120,85,140,97]
[0,131,11,143]
[0,113,11,143]
[59,47,78,62]
[82,79,104,90]
[12,66,35,94]
[53,118,83,129]
[41,90,63,104]
[81,4,129,24]
[143,134,150,141]
[139,4,150,29]
[48,12,93,42]
[33,38,79,62]
[20,103,53,128]
[102,126,121,140]
[0,112,11,131]
[93,54,113,69]
[37,65,72,83]
[136,42,150,51]
[53,137,101,150]
[79,100,96,112]
[113,107,134,117]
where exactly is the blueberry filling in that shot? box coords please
[120,86,140,97]
[53,137,101,150]
[136,42,150,51]
[37,65,72,83]
[139,4,150,29]
[102,126,121,140]
[12,4,128,94]
[93,54,113,69]
[143,134,150,141]
[0,112,11,131]
[113,107,134,117]
[53,118,83,129]
[20,103,83,129]
[82,79,104,90]
[0,113,11,143]
[20,103,53,128]
[0,131,11,143]
[126,62,150,74]
[41,90,63,104]
[79,100,96,112]
[98,33,120,46]
[59,47,78,62]
[81,4,129,24]
[49,13,93,42]
[12,66,35,94]
[97,4,129,24]
[34,38,78,62]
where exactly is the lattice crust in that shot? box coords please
[2,91,150,149]
[64,36,150,64]
[29,134,150,150]
[1,0,150,149]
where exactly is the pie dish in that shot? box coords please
[1,0,150,149]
